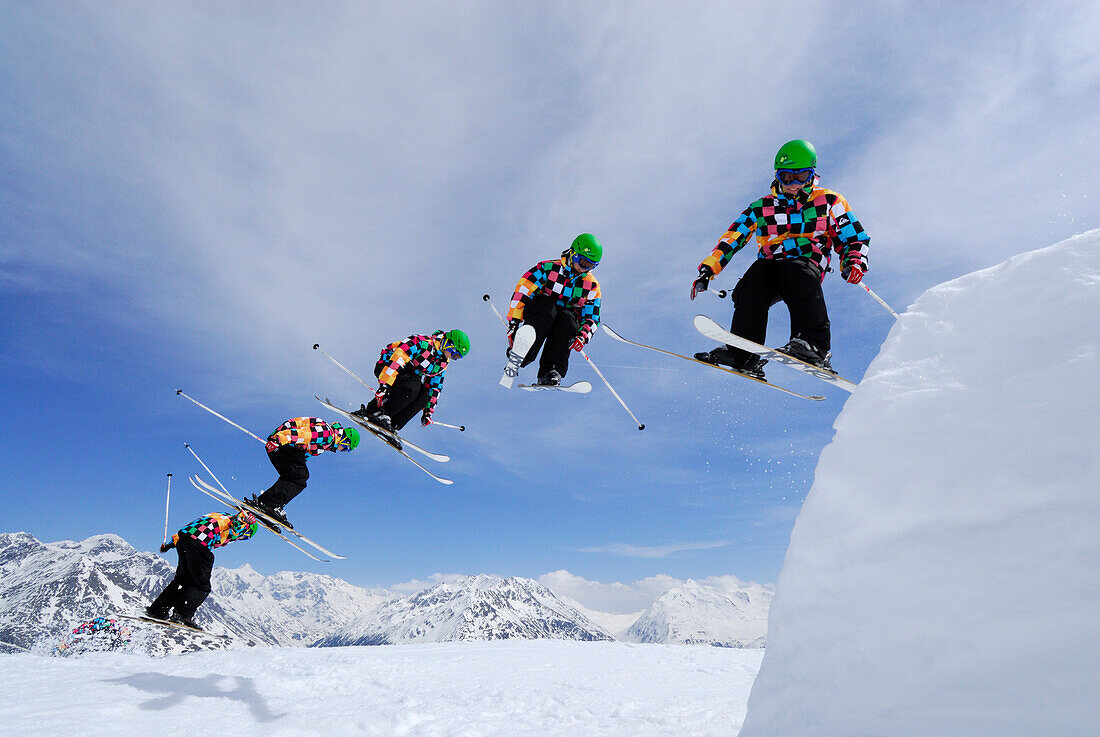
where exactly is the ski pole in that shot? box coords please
[579,348,646,431]
[312,343,374,390]
[431,420,466,432]
[163,473,172,544]
[703,287,729,300]
[183,443,231,495]
[859,282,899,318]
[482,293,508,326]
[176,390,264,443]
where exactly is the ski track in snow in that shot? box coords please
[1,641,762,737]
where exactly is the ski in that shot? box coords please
[315,396,449,463]
[601,324,827,401]
[187,475,331,562]
[693,315,858,392]
[517,381,593,394]
[500,324,536,388]
[189,474,347,559]
[316,398,454,485]
[116,614,230,639]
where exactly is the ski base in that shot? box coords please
[500,325,536,388]
[188,475,341,561]
[117,614,230,639]
[601,324,826,401]
[693,315,858,392]
[317,398,454,485]
[315,396,449,462]
[517,381,593,394]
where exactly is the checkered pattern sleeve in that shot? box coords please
[700,203,760,276]
[828,193,870,271]
[575,276,601,344]
[173,513,242,550]
[507,260,554,322]
[267,417,340,457]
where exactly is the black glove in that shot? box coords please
[159,542,174,553]
[506,319,521,348]
[690,266,713,300]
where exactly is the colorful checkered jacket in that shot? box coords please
[507,252,602,345]
[375,332,450,417]
[267,417,342,457]
[700,181,870,279]
[172,512,256,550]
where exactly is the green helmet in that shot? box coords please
[334,424,359,451]
[570,233,602,264]
[774,139,818,170]
[444,329,471,357]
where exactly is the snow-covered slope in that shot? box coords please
[0,532,390,653]
[624,579,771,647]
[2,641,764,736]
[318,574,614,645]
[739,232,1100,737]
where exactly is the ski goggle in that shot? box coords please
[441,337,464,359]
[776,167,815,186]
[571,252,599,270]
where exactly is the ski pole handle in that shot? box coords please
[860,282,899,318]
[431,420,466,431]
[176,390,264,443]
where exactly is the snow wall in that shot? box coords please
[738,231,1100,737]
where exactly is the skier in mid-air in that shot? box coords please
[505,233,603,386]
[246,417,360,529]
[690,139,870,378]
[146,509,258,630]
[352,329,470,437]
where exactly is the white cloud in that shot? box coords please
[538,569,769,613]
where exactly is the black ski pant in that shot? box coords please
[520,294,580,378]
[726,258,830,367]
[367,363,429,431]
[148,535,214,619]
[257,444,309,509]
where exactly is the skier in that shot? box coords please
[505,233,603,386]
[352,329,470,438]
[690,139,870,378]
[246,417,360,529]
[146,509,258,630]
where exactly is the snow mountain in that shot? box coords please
[625,579,771,647]
[0,531,390,653]
[317,574,614,645]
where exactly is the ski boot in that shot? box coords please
[536,369,562,386]
[778,337,834,372]
[145,605,169,621]
[244,496,290,532]
[695,347,767,380]
[169,612,202,630]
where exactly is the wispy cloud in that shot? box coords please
[575,540,733,559]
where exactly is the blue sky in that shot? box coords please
[3,2,1098,611]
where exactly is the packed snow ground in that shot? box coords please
[1,641,762,737]
[739,232,1100,737]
